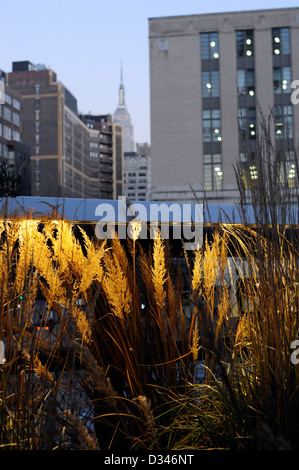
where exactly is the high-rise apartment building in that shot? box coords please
[0,71,31,196]
[7,61,123,199]
[80,114,124,199]
[149,7,299,204]
[124,143,151,201]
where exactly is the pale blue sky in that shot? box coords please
[1,0,298,144]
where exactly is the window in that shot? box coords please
[201,32,219,59]
[3,125,11,140]
[237,69,255,96]
[273,66,291,94]
[202,71,220,97]
[12,112,20,126]
[203,154,222,190]
[238,154,259,189]
[12,130,20,142]
[5,93,12,105]
[13,98,20,110]
[238,107,256,139]
[159,39,168,51]
[278,152,297,188]
[202,109,221,142]
[3,107,11,122]
[35,110,40,121]
[272,28,290,55]
[236,30,254,57]
[274,105,293,139]
[35,85,40,95]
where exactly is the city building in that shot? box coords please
[149,7,299,204]
[113,66,135,153]
[80,114,124,199]
[124,143,151,201]
[7,61,123,199]
[0,71,31,196]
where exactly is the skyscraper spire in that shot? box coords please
[118,61,125,108]
[113,61,135,152]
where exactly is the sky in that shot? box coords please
[1,0,298,145]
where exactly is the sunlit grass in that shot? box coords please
[0,210,299,449]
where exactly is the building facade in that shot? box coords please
[7,61,123,199]
[80,114,124,199]
[0,77,31,196]
[149,7,299,204]
[124,143,151,201]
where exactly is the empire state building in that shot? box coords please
[113,67,135,153]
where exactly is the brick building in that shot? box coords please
[7,61,123,199]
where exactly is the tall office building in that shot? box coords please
[113,66,135,153]
[7,61,122,199]
[149,7,299,204]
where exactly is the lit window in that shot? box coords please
[238,108,256,141]
[274,105,293,139]
[272,28,290,55]
[201,32,219,59]
[202,71,219,97]
[236,30,254,57]
[278,152,297,188]
[237,69,255,96]
[203,109,221,142]
[273,66,291,94]
[203,154,222,190]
